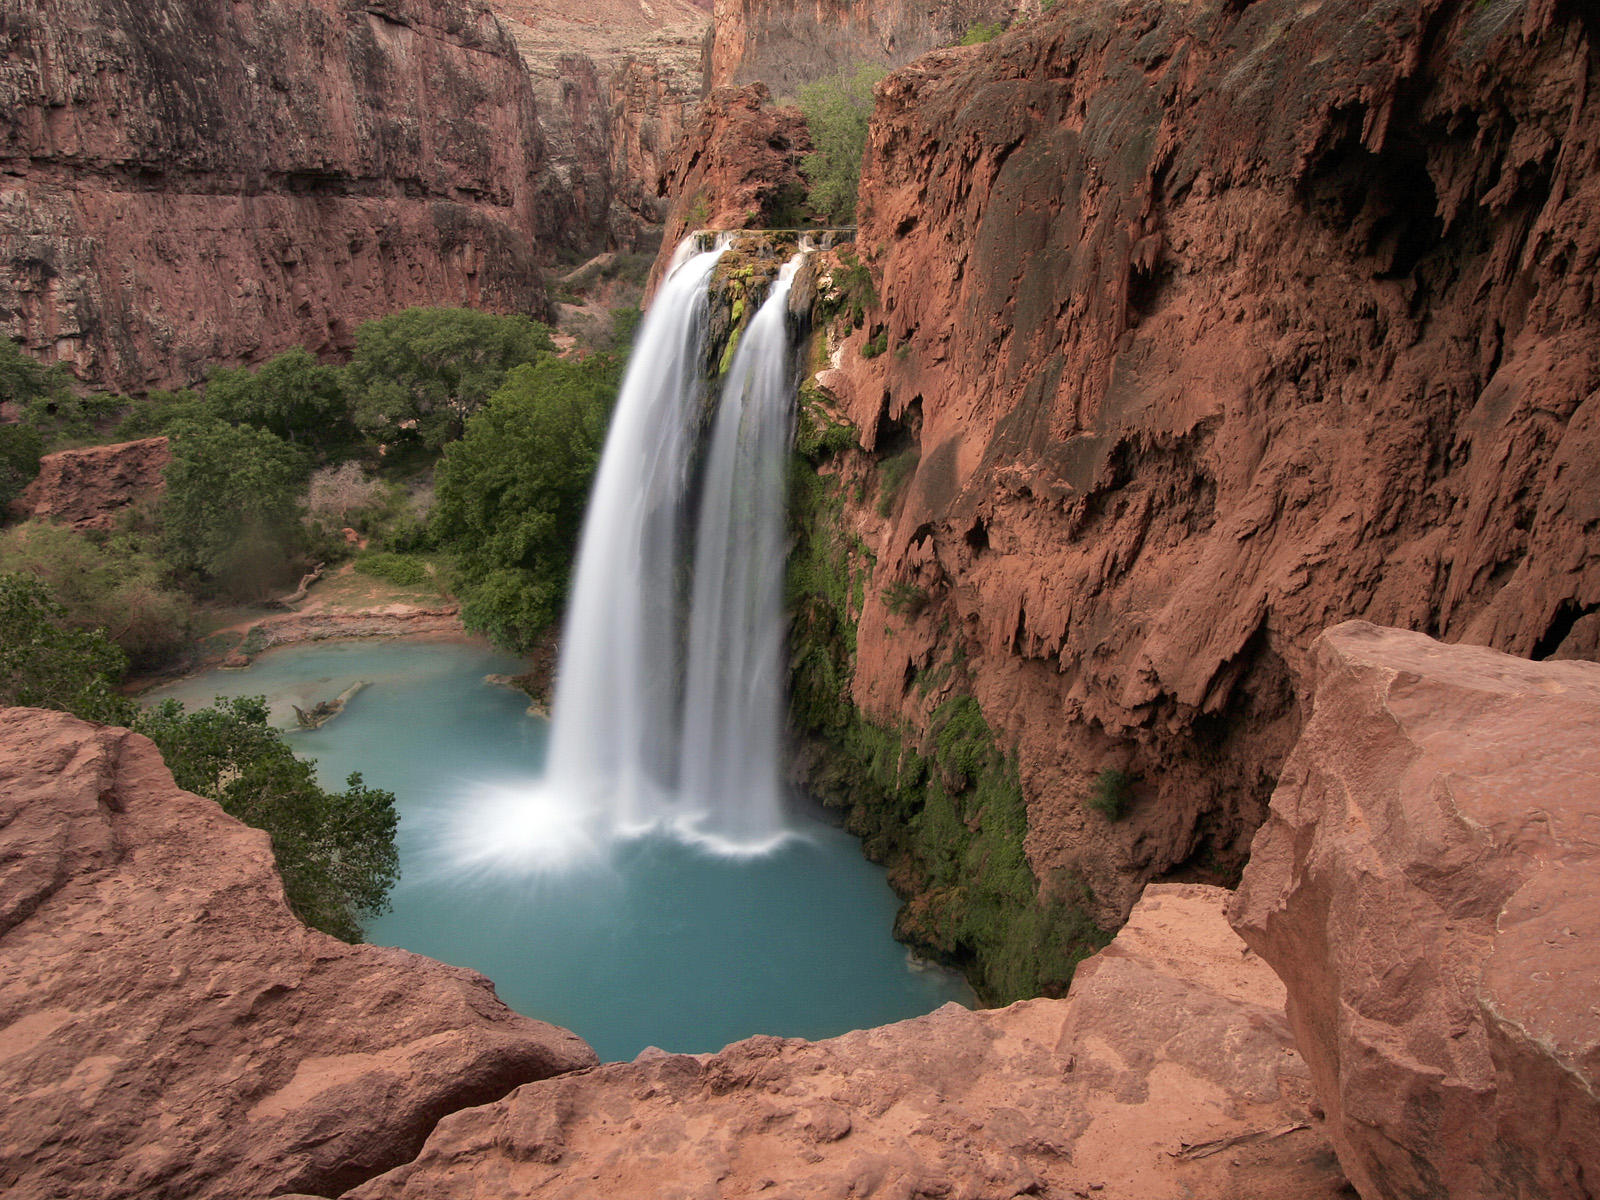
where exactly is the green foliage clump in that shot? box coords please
[113,388,208,440]
[1085,767,1135,820]
[344,308,555,449]
[137,696,399,942]
[960,21,1004,44]
[798,65,888,224]
[0,522,191,668]
[876,447,919,517]
[881,580,928,616]
[159,418,309,599]
[860,330,888,359]
[0,422,42,510]
[353,551,429,589]
[0,572,136,725]
[433,353,621,651]
[205,347,354,450]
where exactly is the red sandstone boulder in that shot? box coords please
[1230,622,1600,1199]
[0,707,595,1200]
[13,436,170,530]
[349,884,1345,1200]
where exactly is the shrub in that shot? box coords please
[881,580,928,616]
[860,330,889,359]
[0,423,42,510]
[876,446,919,516]
[1085,768,1135,820]
[0,572,135,724]
[960,21,1004,44]
[354,551,429,589]
[307,461,395,530]
[798,65,888,224]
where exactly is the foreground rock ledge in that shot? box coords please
[1231,622,1600,1200]
[348,884,1345,1200]
[0,708,596,1200]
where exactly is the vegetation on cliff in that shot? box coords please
[797,66,887,224]
[787,408,1108,1003]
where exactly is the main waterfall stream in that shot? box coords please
[148,244,971,1060]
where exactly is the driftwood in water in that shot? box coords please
[292,680,366,730]
[269,563,325,609]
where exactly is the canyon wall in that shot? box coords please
[709,0,1040,98]
[797,0,1600,935]
[0,0,550,391]
[482,0,711,253]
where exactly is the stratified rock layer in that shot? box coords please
[814,0,1600,919]
[0,0,549,391]
[0,707,596,1200]
[1230,622,1600,1200]
[13,436,169,529]
[349,884,1346,1200]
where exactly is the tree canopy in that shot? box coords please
[798,65,888,224]
[433,353,621,650]
[345,308,555,449]
[205,346,354,450]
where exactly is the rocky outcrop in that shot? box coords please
[0,707,595,1200]
[13,436,169,528]
[649,84,810,292]
[709,0,1038,97]
[801,0,1600,928]
[0,0,549,391]
[1230,623,1600,1200]
[483,0,710,252]
[348,883,1346,1199]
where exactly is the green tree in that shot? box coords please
[0,522,191,668]
[798,65,888,224]
[0,572,136,724]
[205,347,353,450]
[137,696,399,942]
[433,354,620,650]
[160,418,308,598]
[0,422,42,510]
[345,308,555,449]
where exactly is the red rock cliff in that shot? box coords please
[0,0,550,391]
[814,0,1600,919]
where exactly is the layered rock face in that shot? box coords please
[709,0,1039,98]
[0,0,549,391]
[649,83,811,291]
[0,707,595,1200]
[349,883,1346,1200]
[12,436,169,529]
[483,0,711,252]
[1231,623,1600,1200]
[814,0,1600,920]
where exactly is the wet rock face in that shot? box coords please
[13,436,170,530]
[709,0,1039,97]
[1230,623,1600,1200]
[349,884,1347,1200]
[822,0,1600,919]
[0,707,595,1200]
[0,0,549,391]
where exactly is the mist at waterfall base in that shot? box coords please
[147,641,972,1062]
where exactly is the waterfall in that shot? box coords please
[541,241,804,855]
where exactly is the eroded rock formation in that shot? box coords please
[1230,622,1600,1200]
[804,0,1600,923]
[348,883,1346,1200]
[709,0,1039,97]
[0,0,549,391]
[0,707,595,1200]
[12,436,169,529]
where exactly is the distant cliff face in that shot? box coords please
[709,0,1037,97]
[810,0,1600,919]
[484,0,711,254]
[0,0,550,390]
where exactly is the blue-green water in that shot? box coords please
[147,639,971,1061]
